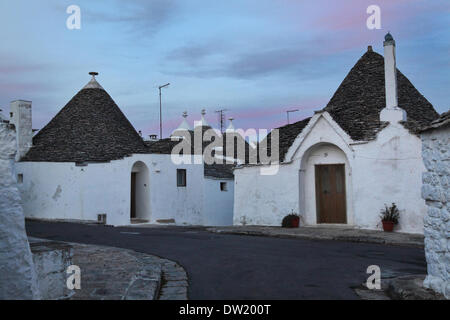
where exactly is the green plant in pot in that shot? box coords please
[380,203,400,232]
[282,212,300,228]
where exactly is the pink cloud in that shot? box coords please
[0,82,51,96]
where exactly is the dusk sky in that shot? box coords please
[0,0,448,138]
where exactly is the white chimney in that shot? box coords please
[380,33,407,123]
[10,100,32,161]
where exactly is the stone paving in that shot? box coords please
[29,240,189,300]
[207,225,424,247]
[69,243,162,300]
[387,275,445,300]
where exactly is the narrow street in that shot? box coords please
[26,220,427,300]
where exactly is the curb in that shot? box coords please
[157,259,189,300]
[123,251,163,300]
[207,228,424,248]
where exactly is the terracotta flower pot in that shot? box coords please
[382,221,394,232]
[291,216,300,228]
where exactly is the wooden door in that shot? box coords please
[130,172,136,219]
[315,164,346,223]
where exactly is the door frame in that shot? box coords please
[314,163,347,224]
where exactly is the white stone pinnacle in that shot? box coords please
[82,72,104,90]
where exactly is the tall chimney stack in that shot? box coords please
[380,33,407,122]
[9,100,32,161]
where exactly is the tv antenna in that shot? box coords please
[215,109,228,133]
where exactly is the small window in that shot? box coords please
[177,169,186,187]
[220,182,227,191]
[17,174,23,183]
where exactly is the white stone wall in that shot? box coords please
[421,126,449,298]
[0,121,40,299]
[351,122,425,233]
[204,177,234,226]
[16,154,233,226]
[30,241,73,300]
[233,164,299,226]
[233,112,426,234]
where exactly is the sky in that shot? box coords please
[0,0,448,138]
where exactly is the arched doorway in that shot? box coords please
[130,161,150,222]
[299,143,352,225]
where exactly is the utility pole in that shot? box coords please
[158,83,170,139]
[215,109,228,133]
[286,109,299,125]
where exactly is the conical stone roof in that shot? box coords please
[22,75,148,162]
[323,49,438,140]
[262,47,439,162]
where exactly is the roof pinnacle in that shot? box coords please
[83,72,104,90]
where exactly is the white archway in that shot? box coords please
[299,142,353,225]
[130,161,150,222]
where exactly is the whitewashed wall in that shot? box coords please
[0,120,40,299]
[204,178,234,226]
[233,112,425,234]
[351,122,425,234]
[421,126,449,298]
[233,163,300,226]
[15,154,205,226]
[148,154,205,225]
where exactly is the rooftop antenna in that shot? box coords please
[215,109,228,133]
[286,109,299,125]
[158,83,170,139]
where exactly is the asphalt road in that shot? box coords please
[26,220,426,299]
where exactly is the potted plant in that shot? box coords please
[380,203,400,232]
[282,212,300,228]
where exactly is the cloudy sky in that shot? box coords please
[0,0,448,137]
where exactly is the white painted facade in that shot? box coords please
[233,35,429,234]
[234,112,426,234]
[15,153,234,226]
[204,177,234,226]
[7,77,235,227]
[421,124,449,298]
